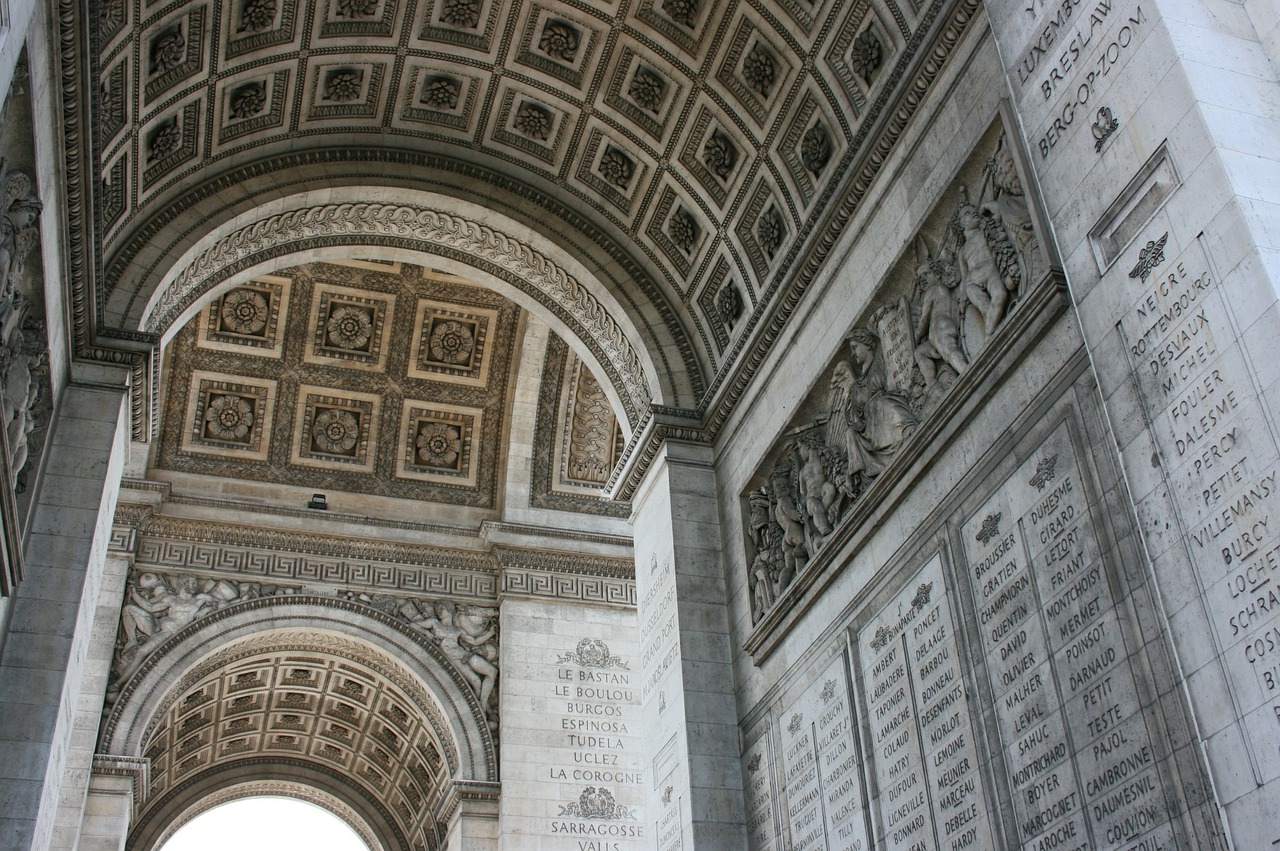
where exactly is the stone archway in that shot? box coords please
[101,597,500,851]
[119,187,710,438]
[148,780,384,851]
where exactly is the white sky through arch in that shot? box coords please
[160,796,371,851]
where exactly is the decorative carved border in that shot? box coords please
[103,603,494,781]
[117,509,634,605]
[145,203,651,425]
[531,335,630,517]
[128,517,497,600]
[496,547,636,607]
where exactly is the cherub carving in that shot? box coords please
[911,237,968,392]
[953,188,1010,347]
[770,470,808,588]
[796,435,837,553]
[2,331,40,483]
[750,523,782,623]
[113,573,253,685]
[0,164,41,346]
[400,600,499,721]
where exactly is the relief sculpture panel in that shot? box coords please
[742,402,1208,849]
[746,125,1049,628]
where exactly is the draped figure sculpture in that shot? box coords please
[827,328,919,492]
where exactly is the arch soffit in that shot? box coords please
[149,236,640,435]
[101,597,496,784]
[115,178,706,415]
[128,760,410,851]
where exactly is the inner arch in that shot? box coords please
[108,612,494,851]
[157,795,375,851]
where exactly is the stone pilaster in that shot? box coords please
[49,555,132,850]
[631,436,746,848]
[497,594,644,848]
[442,780,500,851]
[74,757,146,851]
[0,368,129,850]
[988,0,1280,842]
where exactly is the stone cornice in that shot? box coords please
[606,405,706,501]
[438,779,502,827]
[90,754,149,811]
[112,501,640,605]
[495,547,636,608]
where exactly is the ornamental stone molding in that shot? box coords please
[101,600,496,786]
[53,0,984,481]
[143,202,653,427]
[495,547,635,608]
[113,510,637,606]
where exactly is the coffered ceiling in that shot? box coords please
[76,0,975,423]
[132,640,456,851]
[156,261,522,507]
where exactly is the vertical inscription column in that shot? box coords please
[499,597,645,849]
[961,421,1177,849]
[777,654,870,850]
[1119,243,1280,790]
[741,728,781,850]
[629,437,746,848]
[856,556,994,851]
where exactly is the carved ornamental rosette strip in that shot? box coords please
[744,124,1054,634]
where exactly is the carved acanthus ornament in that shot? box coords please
[566,364,621,485]
[747,131,1045,625]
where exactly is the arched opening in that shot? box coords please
[157,796,373,851]
[106,600,500,851]
[100,245,637,850]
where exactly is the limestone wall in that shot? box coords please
[714,14,1237,849]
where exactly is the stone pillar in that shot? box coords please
[49,555,132,850]
[0,367,129,851]
[74,757,146,851]
[631,436,746,848]
[442,780,500,851]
